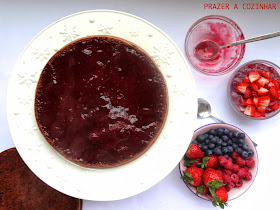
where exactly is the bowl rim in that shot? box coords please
[227,59,280,120]
[178,123,259,202]
[185,15,245,76]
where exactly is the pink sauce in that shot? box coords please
[186,18,245,74]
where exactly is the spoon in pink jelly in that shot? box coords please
[194,31,280,60]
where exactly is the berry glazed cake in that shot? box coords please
[0,148,82,210]
[35,36,168,168]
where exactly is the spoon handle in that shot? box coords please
[222,31,280,48]
[210,115,226,124]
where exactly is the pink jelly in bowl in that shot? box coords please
[185,15,245,76]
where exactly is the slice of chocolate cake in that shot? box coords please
[0,148,82,210]
[35,36,168,168]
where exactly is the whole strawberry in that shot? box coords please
[181,167,204,186]
[197,155,218,169]
[210,186,228,209]
[203,168,224,189]
[185,143,204,159]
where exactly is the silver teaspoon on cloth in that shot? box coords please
[197,98,258,147]
[194,31,280,60]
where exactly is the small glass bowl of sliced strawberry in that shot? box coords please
[228,60,280,119]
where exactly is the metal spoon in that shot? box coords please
[194,31,280,60]
[197,98,258,147]
[197,98,226,123]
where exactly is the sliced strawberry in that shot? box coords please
[256,77,269,88]
[267,82,275,88]
[239,96,245,106]
[269,87,278,97]
[261,71,270,79]
[244,105,256,116]
[244,88,251,98]
[244,98,253,106]
[271,79,280,89]
[258,96,270,107]
[248,71,261,83]
[253,97,259,107]
[257,87,269,96]
[270,103,280,110]
[253,111,265,118]
[243,76,250,83]
[257,106,266,113]
[250,83,259,92]
[236,82,248,94]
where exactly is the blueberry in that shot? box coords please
[197,143,202,148]
[216,145,222,150]
[216,138,223,146]
[221,135,229,142]
[232,138,238,143]
[228,131,233,138]
[216,128,224,136]
[205,139,210,144]
[192,140,198,145]
[222,147,229,154]
[238,139,245,144]
[208,143,215,149]
[213,148,222,156]
[227,146,234,153]
[227,140,233,146]
[242,144,249,151]
[235,147,242,154]
[197,134,207,142]
[224,154,229,159]
[232,143,238,149]
[222,142,227,147]
[248,149,254,156]
[210,137,218,144]
[208,129,216,135]
[241,151,249,158]
[201,145,208,151]
[233,131,240,138]
[223,128,230,135]
[239,133,246,139]
[205,149,213,156]
[208,135,214,140]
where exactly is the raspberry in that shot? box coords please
[243,166,249,172]
[245,171,252,181]
[232,164,240,173]
[231,151,240,159]
[223,174,232,184]
[224,161,234,170]
[237,168,247,179]
[246,157,255,168]
[223,169,232,176]
[235,179,243,187]
[216,169,224,177]
[230,173,239,183]
[236,157,246,167]
[218,156,228,166]
[227,157,233,162]
[226,182,235,192]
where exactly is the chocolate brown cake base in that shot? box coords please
[35,36,168,168]
[0,148,82,210]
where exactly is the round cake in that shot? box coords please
[35,36,168,168]
[0,148,82,209]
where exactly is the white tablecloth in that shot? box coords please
[1,0,279,209]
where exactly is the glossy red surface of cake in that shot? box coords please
[35,36,168,168]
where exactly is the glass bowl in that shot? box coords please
[185,15,245,76]
[228,60,280,120]
[179,123,258,203]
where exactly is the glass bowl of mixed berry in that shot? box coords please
[179,123,258,208]
[228,60,280,119]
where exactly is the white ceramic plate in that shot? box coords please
[7,10,197,201]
